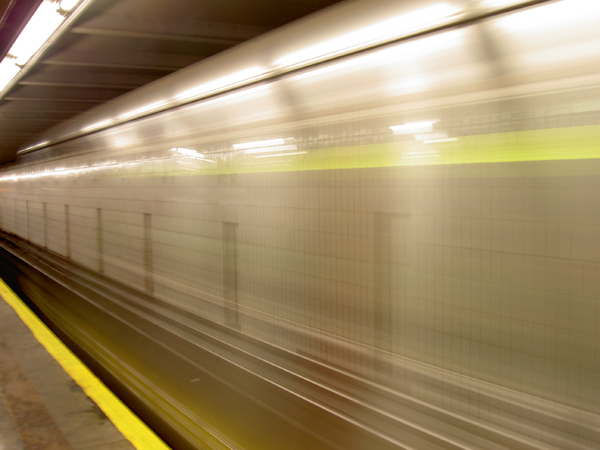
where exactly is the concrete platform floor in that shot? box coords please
[0,296,137,450]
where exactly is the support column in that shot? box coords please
[43,203,47,249]
[25,201,29,242]
[223,222,239,327]
[65,205,70,258]
[143,213,153,292]
[97,208,103,273]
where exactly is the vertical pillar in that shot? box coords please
[43,203,48,248]
[374,212,408,376]
[223,222,239,327]
[143,213,153,292]
[25,200,29,242]
[374,213,392,356]
[97,208,103,273]
[65,205,70,258]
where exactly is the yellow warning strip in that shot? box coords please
[0,277,171,450]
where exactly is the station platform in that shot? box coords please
[0,278,168,450]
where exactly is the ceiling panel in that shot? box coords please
[0,0,344,163]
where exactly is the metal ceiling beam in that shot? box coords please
[19,81,141,89]
[0,100,99,112]
[0,118,63,124]
[0,109,74,116]
[0,0,18,28]
[42,49,200,71]
[4,97,107,103]
[19,70,161,89]
[70,28,243,46]
[8,84,128,97]
[70,14,271,43]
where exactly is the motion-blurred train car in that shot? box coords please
[0,0,598,448]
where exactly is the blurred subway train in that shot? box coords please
[0,0,599,448]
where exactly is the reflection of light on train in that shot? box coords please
[1,0,599,449]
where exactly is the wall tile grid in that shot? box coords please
[0,152,598,427]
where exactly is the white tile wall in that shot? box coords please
[0,142,598,449]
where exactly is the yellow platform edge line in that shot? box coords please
[0,277,171,450]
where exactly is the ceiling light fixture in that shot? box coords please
[1,0,87,95]
[58,0,81,11]
[0,57,21,89]
[233,138,292,150]
[9,1,65,66]
[390,120,438,135]
[170,147,202,157]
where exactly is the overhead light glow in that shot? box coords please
[415,132,448,141]
[255,151,306,159]
[402,150,440,159]
[496,0,600,31]
[119,101,166,119]
[169,147,214,162]
[1,0,86,98]
[390,120,438,135]
[9,0,65,66]
[0,57,21,91]
[233,138,288,150]
[19,140,50,154]
[276,3,461,68]
[423,137,458,144]
[82,119,114,132]
[245,144,298,154]
[481,0,520,6]
[59,0,81,11]
[293,29,463,83]
[386,29,463,59]
[170,147,202,157]
[176,67,264,101]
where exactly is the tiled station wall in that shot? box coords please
[0,159,599,415]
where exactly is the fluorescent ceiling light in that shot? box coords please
[170,147,214,161]
[0,57,21,91]
[276,3,461,68]
[176,67,264,101]
[170,147,203,157]
[390,120,437,135]
[1,0,86,97]
[9,1,65,66]
[233,138,288,150]
[59,0,80,11]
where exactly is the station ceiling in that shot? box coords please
[0,0,343,164]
